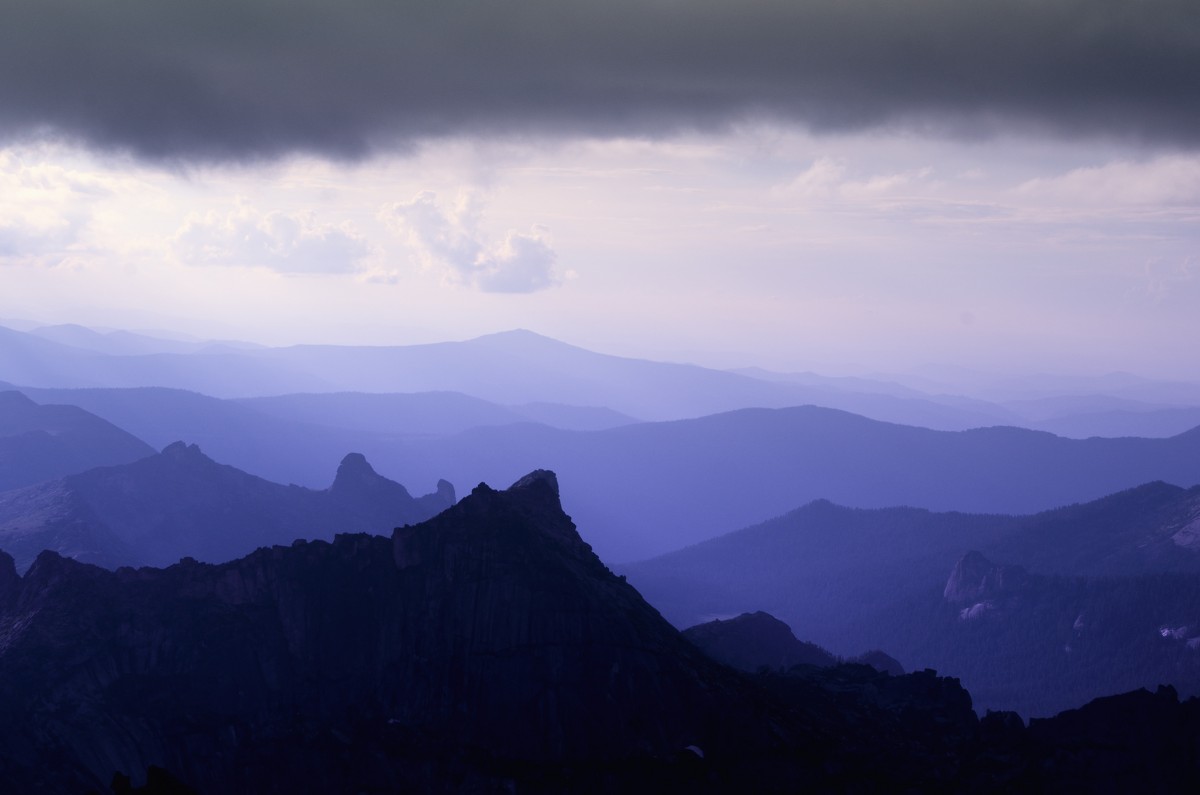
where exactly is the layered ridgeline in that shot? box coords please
[623,482,1200,716]
[10,323,1200,439]
[22,394,1200,563]
[0,471,1197,792]
[0,325,1016,426]
[0,391,153,492]
[0,443,454,572]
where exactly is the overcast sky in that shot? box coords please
[1,0,1198,377]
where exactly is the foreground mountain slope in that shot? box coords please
[0,471,936,792]
[0,391,154,492]
[0,472,1197,792]
[0,444,454,571]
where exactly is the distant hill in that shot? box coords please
[0,443,455,571]
[0,323,1039,428]
[234,390,638,434]
[10,385,386,487]
[0,325,330,396]
[1033,406,1200,439]
[0,391,154,491]
[623,482,1200,716]
[624,481,1200,645]
[10,385,636,488]
[382,406,1200,561]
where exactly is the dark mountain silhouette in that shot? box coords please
[0,443,454,571]
[1,470,1196,792]
[0,390,154,492]
[682,611,904,675]
[624,484,1200,717]
[684,611,840,670]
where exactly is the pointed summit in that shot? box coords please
[509,468,560,497]
[161,440,206,461]
[331,451,383,492]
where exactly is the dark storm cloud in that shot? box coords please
[1,0,1197,161]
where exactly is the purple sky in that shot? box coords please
[1,1,1197,378]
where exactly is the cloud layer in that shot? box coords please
[1,1,1196,161]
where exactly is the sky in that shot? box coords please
[1,0,1198,378]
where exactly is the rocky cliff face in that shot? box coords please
[944,550,1029,604]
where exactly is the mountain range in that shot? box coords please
[0,441,454,571]
[9,323,1200,438]
[8,382,1200,562]
[623,481,1200,716]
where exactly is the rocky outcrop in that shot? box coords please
[0,444,455,570]
[944,550,1029,604]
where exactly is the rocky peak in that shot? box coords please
[944,551,1028,604]
[330,451,384,492]
[396,470,589,572]
[510,468,560,497]
[159,441,208,464]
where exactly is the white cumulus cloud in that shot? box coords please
[381,191,560,293]
[172,204,371,274]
